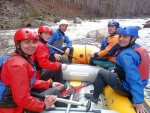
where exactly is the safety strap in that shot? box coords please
[30,66,37,87]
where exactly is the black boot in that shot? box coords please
[85,93,100,104]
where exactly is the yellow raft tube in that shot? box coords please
[66,44,99,64]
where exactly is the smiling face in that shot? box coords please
[20,39,37,55]
[118,34,136,47]
[41,32,51,42]
[59,24,68,32]
[108,25,117,35]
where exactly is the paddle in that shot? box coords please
[47,43,85,64]
[30,92,91,112]
[61,82,93,96]
[65,89,74,113]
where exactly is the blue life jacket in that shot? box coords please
[0,55,11,101]
[101,37,108,50]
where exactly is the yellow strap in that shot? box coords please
[70,80,81,87]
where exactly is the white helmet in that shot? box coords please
[59,19,69,26]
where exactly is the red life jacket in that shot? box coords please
[115,46,149,81]
[134,46,149,80]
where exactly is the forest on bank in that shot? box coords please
[12,0,150,18]
[0,0,150,29]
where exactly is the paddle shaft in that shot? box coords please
[66,90,74,113]
[30,92,86,107]
[56,98,86,106]
[47,44,85,64]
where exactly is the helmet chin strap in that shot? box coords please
[124,36,135,48]
[110,33,115,36]
[39,34,47,44]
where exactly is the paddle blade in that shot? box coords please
[70,80,81,87]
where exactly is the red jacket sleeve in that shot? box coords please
[2,58,45,112]
[32,79,50,89]
[34,42,61,70]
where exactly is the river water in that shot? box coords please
[0,18,150,101]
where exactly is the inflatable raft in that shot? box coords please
[65,44,99,64]
[42,44,150,113]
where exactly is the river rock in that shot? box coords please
[73,17,82,24]
[86,28,109,42]
[143,20,150,28]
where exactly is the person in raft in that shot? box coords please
[88,20,120,69]
[47,19,73,64]
[85,26,149,113]
[31,25,67,91]
[0,28,66,113]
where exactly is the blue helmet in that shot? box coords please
[117,26,138,38]
[108,20,120,28]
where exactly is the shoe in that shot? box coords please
[84,93,99,104]
[60,84,68,93]
[85,93,94,100]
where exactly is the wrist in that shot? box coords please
[50,82,53,88]
[60,64,62,69]
[134,102,142,104]
[94,52,99,57]
[43,103,46,110]
[53,53,56,57]
[67,46,72,48]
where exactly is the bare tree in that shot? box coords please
[50,0,55,8]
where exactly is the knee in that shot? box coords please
[51,88,62,98]
[89,58,94,64]
[47,88,60,95]
[52,88,60,94]
[97,68,107,78]
[90,57,94,61]
[97,70,102,77]
[60,57,69,63]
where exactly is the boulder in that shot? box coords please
[143,20,150,28]
[73,17,82,24]
[143,23,150,28]
[136,26,142,30]
[86,28,109,42]
[146,20,150,23]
